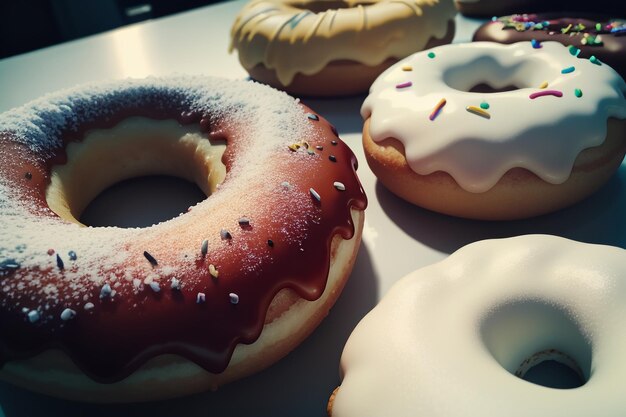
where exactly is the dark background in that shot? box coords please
[0,0,223,59]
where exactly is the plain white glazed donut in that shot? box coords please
[331,235,626,416]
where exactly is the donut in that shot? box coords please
[454,0,624,18]
[0,77,367,402]
[229,0,456,97]
[474,14,626,77]
[329,235,626,416]
[361,41,626,220]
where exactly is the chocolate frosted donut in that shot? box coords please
[474,14,626,76]
[455,0,624,18]
[0,77,367,401]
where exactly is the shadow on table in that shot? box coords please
[303,95,366,137]
[376,165,626,254]
[0,243,378,417]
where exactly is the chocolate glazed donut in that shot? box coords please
[455,0,624,18]
[474,14,626,77]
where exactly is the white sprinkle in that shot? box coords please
[309,188,321,203]
[149,281,161,293]
[333,181,346,191]
[229,292,239,304]
[197,292,206,304]
[60,308,77,321]
[27,310,40,323]
[84,302,95,310]
[100,283,112,298]
[171,277,181,290]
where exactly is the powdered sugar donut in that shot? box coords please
[230,0,456,97]
[0,77,367,401]
[330,235,626,416]
[362,41,626,220]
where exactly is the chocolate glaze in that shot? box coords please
[473,14,626,77]
[0,80,367,382]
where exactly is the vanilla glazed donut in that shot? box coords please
[229,0,456,97]
[361,41,626,220]
[329,235,626,417]
[0,77,367,402]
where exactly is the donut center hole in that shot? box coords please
[290,0,374,12]
[46,117,227,228]
[443,56,538,93]
[480,300,591,389]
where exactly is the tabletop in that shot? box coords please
[1,1,625,416]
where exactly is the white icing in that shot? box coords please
[334,235,626,416]
[361,41,626,192]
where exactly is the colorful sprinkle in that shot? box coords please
[429,98,447,121]
[0,259,20,275]
[491,16,497,22]
[25,172,32,180]
[100,283,112,299]
[201,239,208,256]
[84,302,95,310]
[68,250,77,261]
[238,217,251,227]
[427,52,436,58]
[307,113,319,121]
[60,308,77,321]
[267,239,274,247]
[149,281,161,293]
[589,56,601,65]
[539,81,548,89]
[561,66,575,74]
[596,23,602,31]
[143,251,158,266]
[208,264,219,279]
[288,143,301,152]
[316,145,323,150]
[229,293,240,305]
[575,88,583,98]
[309,188,321,203]
[220,229,232,240]
[396,81,412,89]
[466,106,491,119]
[561,23,572,34]
[329,155,337,162]
[333,181,346,191]
[568,45,580,57]
[531,39,541,48]
[196,292,206,304]
[27,310,40,323]
[47,249,55,256]
[402,65,413,71]
[56,254,64,270]
[529,90,563,99]
[480,101,490,110]
[170,278,181,290]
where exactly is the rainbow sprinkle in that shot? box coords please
[539,81,548,89]
[427,52,436,59]
[575,88,583,98]
[402,65,413,71]
[396,81,412,89]
[429,98,446,121]
[561,66,575,74]
[529,90,563,99]
[531,39,541,48]
[480,101,490,109]
[589,56,601,65]
[466,106,491,119]
[568,45,581,56]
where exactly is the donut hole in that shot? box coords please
[443,56,541,93]
[46,117,227,228]
[480,300,592,389]
[289,0,374,12]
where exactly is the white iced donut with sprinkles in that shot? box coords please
[361,41,626,220]
[0,77,367,401]
[328,235,626,416]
